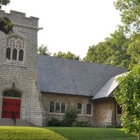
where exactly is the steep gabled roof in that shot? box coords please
[93,72,128,99]
[38,55,127,96]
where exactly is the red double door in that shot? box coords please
[2,98,21,119]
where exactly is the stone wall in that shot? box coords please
[0,10,45,126]
[93,98,117,126]
[42,93,94,126]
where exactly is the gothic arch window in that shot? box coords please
[50,101,55,113]
[12,49,17,60]
[86,103,91,115]
[49,101,66,114]
[6,37,25,63]
[19,49,24,61]
[6,48,11,60]
[77,103,82,114]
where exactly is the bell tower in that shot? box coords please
[0,10,45,126]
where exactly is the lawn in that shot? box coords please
[0,126,137,140]
[47,127,137,140]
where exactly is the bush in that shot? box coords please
[48,117,61,126]
[63,107,78,126]
[48,107,78,126]
[75,121,89,127]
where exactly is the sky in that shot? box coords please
[2,0,121,58]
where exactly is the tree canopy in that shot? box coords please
[0,0,13,34]
[114,0,140,34]
[114,66,140,139]
[38,45,51,56]
[113,1,140,139]
[84,27,131,69]
[53,51,80,60]
[38,45,81,60]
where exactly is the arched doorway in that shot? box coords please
[2,90,21,119]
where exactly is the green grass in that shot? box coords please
[0,126,137,140]
[0,126,68,140]
[47,127,137,140]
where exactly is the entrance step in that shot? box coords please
[0,118,35,126]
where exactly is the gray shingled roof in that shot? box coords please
[38,55,127,97]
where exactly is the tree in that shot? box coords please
[0,0,13,34]
[127,33,140,69]
[53,51,80,60]
[114,0,140,34]
[114,66,140,139]
[84,27,131,68]
[38,45,51,56]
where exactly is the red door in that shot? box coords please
[2,98,21,119]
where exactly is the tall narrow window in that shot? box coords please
[19,50,24,61]
[6,48,11,60]
[77,103,82,114]
[117,104,122,114]
[55,101,60,113]
[12,49,17,60]
[61,102,65,113]
[50,101,54,113]
[86,104,91,115]
[6,37,25,63]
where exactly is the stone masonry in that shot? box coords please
[0,10,45,126]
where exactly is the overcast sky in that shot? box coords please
[2,0,121,58]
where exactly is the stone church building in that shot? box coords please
[0,10,127,126]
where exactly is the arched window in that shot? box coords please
[12,49,17,60]
[86,104,91,115]
[61,102,65,113]
[50,101,66,113]
[6,37,25,63]
[6,48,11,60]
[77,103,82,114]
[55,101,60,113]
[19,50,24,61]
[3,90,21,98]
[50,101,54,113]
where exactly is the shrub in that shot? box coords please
[48,117,61,126]
[48,107,78,126]
[75,121,89,127]
[63,107,78,126]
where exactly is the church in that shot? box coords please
[0,10,127,126]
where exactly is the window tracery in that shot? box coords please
[6,37,25,63]
[50,101,66,114]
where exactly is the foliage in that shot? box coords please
[0,0,13,34]
[48,107,78,127]
[53,51,81,60]
[114,0,140,34]
[63,107,78,126]
[48,117,62,126]
[48,127,136,140]
[75,121,89,127]
[38,44,51,56]
[0,126,67,140]
[127,33,140,69]
[84,27,131,69]
[0,0,10,8]
[114,66,140,138]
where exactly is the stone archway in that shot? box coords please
[1,90,21,119]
